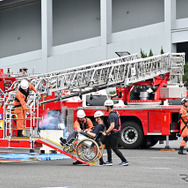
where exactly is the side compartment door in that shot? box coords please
[148,112,170,135]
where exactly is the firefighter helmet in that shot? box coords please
[94,110,104,118]
[181,98,188,104]
[104,99,114,106]
[77,110,86,118]
[20,79,29,90]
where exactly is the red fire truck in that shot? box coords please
[0,53,186,150]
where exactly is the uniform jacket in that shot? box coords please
[74,117,93,131]
[179,105,188,137]
[14,84,37,110]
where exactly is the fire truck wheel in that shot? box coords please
[120,121,144,149]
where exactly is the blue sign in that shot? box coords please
[0,114,3,120]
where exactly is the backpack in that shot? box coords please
[111,111,121,132]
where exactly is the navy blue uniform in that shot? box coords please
[92,123,104,140]
[106,111,127,163]
[107,111,119,132]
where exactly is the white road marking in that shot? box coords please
[128,157,176,159]
[41,187,76,188]
[151,157,176,159]
[149,167,170,170]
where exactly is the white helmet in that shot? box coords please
[104,99,114,106]
[94,110,104,118]
[77,110,86,118]
[20,79,29,90]
[181,98,188,104]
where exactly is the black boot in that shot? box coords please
[178,146,186,155]
[60,137,67,146]
[99,157,105,165]
[17,130,25,137]
[17,130,21,137]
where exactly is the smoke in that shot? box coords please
[38,109,70,138]
[39,110,61,130]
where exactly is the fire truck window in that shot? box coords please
[168,98,181,105]
[86,95,107,106]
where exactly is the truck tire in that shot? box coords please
[120,121,144,149]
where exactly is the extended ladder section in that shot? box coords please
[8,53,139,92]
[4,53,185,105]
[38,53,185,103]
[28,53,139,80]
[33,53,185,95]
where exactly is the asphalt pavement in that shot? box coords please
[0,138,188,188]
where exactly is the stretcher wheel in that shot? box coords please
[76,138,99,162]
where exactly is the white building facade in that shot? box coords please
[0,0,188,74]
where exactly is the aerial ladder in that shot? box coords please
[1,52,185,165]
[33,52,185,104]
[6,53,185,103]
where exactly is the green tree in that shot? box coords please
[148,49,153,57]
[160,47,164,54]
[140,49,147,58]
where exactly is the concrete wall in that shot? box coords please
[53,0,100,46]
[49,23,166,71]
[0,2,41,58]
[176,0,188,19]
[112,0,164,32]
[0,0,188,74]
[110,23,165,57]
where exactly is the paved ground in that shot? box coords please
[0,138,188,188]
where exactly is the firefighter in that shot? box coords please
[103,99,129,166]
[14,79,39,137]
[60,110,105,165]
[74,109,93,131]
[93,110,105,165]
[65,109,93,165]
[178,98,188,155]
